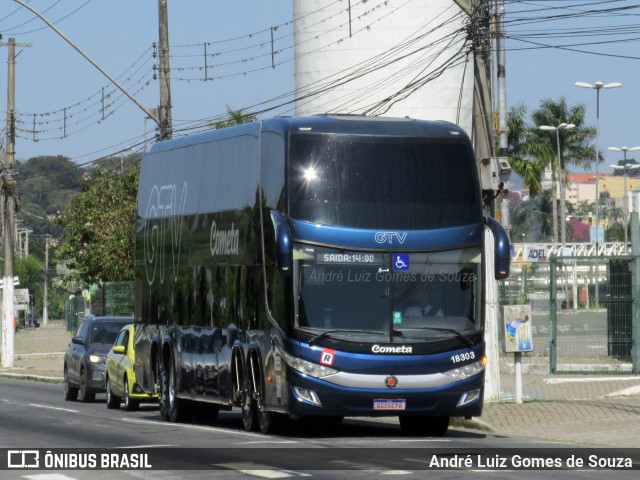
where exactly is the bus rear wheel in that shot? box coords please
[241,385,258,432]
[167,358,192,423]
[399,415,450,436]
[158,357,170,421]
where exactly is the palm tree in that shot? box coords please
[210,105,257,129]
[506,103,547,197]
[607,205,624,223]
[530,98,597,243]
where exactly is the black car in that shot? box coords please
[64,316,133,402]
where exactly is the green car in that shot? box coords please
[105,324,157,411]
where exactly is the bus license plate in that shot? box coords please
[373,399,406,411]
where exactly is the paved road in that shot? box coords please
[2,377,640,479]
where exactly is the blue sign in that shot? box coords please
[589,225,604,243]
[393,254,409,271]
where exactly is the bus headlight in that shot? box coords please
[443,359,485,381]
[280,350,337,379]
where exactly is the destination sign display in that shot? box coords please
[316,252,383,264]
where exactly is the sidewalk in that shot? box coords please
[1,321,71,382]
[1,323,640,447]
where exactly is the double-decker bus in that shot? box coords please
[133,115,510,435]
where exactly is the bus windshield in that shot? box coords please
[288,133,482,229]
[293,245,481,342]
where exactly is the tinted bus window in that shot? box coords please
[288,134,482,229]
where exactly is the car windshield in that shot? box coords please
[89,322,128,345]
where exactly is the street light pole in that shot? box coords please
[609,146,640,249]
[575,81,622,251]
[540,123,575,250]
[576,81,621,309]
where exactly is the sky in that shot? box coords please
[1,0,639,177]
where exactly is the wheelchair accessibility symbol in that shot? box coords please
[393,254,409,271]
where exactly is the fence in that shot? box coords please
[500,254,637,374]
[65,282,134,333]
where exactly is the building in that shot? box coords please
[565,173,598,206]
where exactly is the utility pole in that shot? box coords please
[43,235,50,326]
[496,0,511,237]
[454,0,501,402]
[157,0,173,140]
[496,0,508,158]
[1,38,30,368]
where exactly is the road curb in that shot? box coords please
[0,372,62,384]
[451,416,496,433]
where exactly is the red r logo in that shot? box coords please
[320,348,336,366]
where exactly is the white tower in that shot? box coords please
[293,0,473,135]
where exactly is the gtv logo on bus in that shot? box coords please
[525,245,549,263]
[374,231,408,245]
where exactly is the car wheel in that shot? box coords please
[123,377,140,411]
[63,366,78,401]
[399,415,449,436]
[106,377,121,409]
[78,368,95,403]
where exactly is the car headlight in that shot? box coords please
[89,354,104,364]
[280,349,337,379]
[443,359,485,381]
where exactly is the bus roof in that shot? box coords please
[264,115,469,139]
[145,115,470,155]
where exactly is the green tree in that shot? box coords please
[508,99,597,243]
[52,163,140,284]
[506,103,547,197]
[574,200,595,221]
[606,222,624,242]
[532,98,597,242]
[510,190,554,242]
[14,255,43,314]
[17,155,83,217]
[210,105,257,129]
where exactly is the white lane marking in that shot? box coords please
[28,403,80,413]
[217,464,311,477]
[22,475,79,480]
[122,417,298,442]
[119,444,175,448]
[389,439,451,443]
[380,472,415,476]
[241,440,298,444]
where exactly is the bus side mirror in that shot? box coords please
[270,210,292,277]
[485,216,510,280]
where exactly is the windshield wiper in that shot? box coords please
[395,326,475,348]
[308,329,386,346]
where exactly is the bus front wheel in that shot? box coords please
[258,410,287,434]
